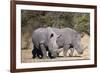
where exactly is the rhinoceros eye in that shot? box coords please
[50,33,54,38]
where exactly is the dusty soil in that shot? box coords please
[21,34,90,63]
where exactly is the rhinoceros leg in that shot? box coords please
[63,44,70,57]
[69,48,74,57]
[32,45,37,59]
[32,45,44,59]
[40,44,47,59]
[37,49,43,59]
[48,51,56,59]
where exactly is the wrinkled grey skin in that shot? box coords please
[32,27,60,58]
[52,28,83,57]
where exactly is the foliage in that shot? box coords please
[21,10,90,35]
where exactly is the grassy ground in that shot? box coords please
[21,34,90,63]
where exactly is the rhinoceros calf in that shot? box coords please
[32,27,61,59]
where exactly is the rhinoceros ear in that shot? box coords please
[57,34,62,38]
[50,33,54,38]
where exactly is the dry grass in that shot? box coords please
[21,33,90,63]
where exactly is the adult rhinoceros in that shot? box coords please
[32,27,61,59]
[52,28,83,57]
